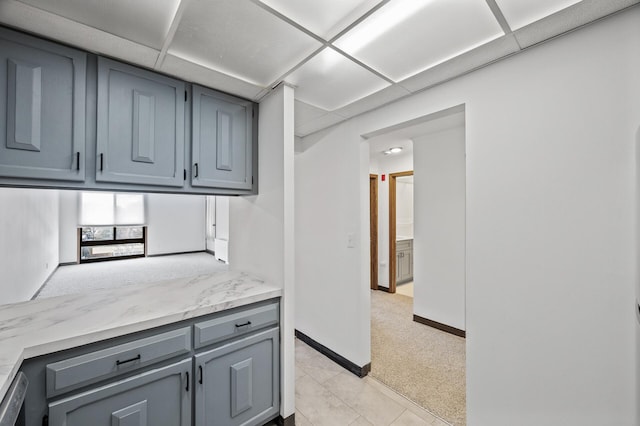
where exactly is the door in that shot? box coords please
[194,328,279,426]
[48,359,191,426]
[370,174,378,290]
[191,85,253,191]
[96,57,185,187]
[0,28,86,181]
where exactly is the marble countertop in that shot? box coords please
[0,271,282,401]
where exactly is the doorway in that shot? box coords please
[365,105,467,425]
[388,170,413,294]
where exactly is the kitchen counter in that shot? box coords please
[396,236,414,242]
[0,271,281,402]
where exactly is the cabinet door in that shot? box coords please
[396,251,403,282]
[96,57,185,187]
[0,28,86,181]
[195,328,279,426]
[48,359,191,426]
[192,85,253,191]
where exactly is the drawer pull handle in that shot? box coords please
[235,321,252,328]
[199,365,203,384]
[116,354,141,366]
[76,152,80,171]
[194,163,199,178]
[185,371,189,392]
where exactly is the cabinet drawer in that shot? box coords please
[194,301,278,349]
[46,327,191,397]
[396,239,412,250]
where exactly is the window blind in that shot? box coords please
[80,192,146,226]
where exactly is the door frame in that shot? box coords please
[370,174,378,290]
[389,170,413,293]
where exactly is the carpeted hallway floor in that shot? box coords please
[370,290,466,426]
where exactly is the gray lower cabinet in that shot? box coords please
[0,27,86,181]
[191,85,253,191]
[396,239,413,284]
[19,299,280,426]
[195,328,280,426]
[96,57,185,187]
[48,358,191,426]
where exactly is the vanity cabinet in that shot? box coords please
[396,239,413,284]
[19,299,280,426]
[0,28,86,182]
[96,57,185,187]
[192,85,254,191]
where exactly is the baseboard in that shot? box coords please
[413,314,466,338]
[295,330,371,378]
[376,286,390,293]
[147,250,208,257]
[278,413,295,426]
[58,261,78,266]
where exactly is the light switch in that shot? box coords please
[347,232,355,248]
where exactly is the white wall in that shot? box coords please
[59,192,206,260]
[296,8,639,425]
[369,150,413,288]
[0,188,59,304]
[215,196,230,240]
[146,193,205,255]
[413,127,465,331]
[395,176,413,238]
[229,84,296,419]
[59,190,79,264]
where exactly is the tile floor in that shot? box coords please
[293,339,451,426]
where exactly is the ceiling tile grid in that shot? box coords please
[1,0,637,137]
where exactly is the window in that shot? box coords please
[79,226,146,263]
[78,192,147,263]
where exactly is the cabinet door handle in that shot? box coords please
[116,354,140,366]
[235,321,252,328]
[185,371,189,392]
[194,163,199,178]
[100,153,104,172]
[76,152,80,171]
[198,365,203,384]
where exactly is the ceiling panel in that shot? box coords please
[494,0,583,30]
[513,0,639,48]
[17,0,179,49]
[295,112,346,137]
[333,85,410,118]
[160,54,264,100]
[399,34,520,93]
[334,0,504,82]
[169,0,322,87]
[286,47,390,111]
[295,100,330,127]
[257,0,383,39]
[0,0,160,68]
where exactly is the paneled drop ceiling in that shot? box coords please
[0,0,637,137]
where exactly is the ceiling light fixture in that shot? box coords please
[383,147,403,155]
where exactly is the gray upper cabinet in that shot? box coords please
[96,57,185,187]
[0,28,86,181]
[192,85,253,191]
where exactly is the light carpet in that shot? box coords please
[37,252,228,299]
[370,290,466,426]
